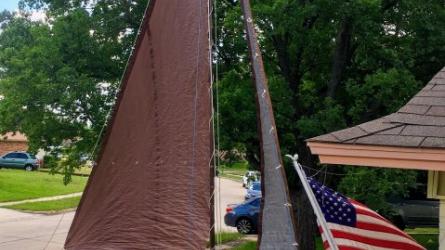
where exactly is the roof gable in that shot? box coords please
[308,67,445,148]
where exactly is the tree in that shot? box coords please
[0,0,149,183]
[215,0,445,248]
[0,0,444,248]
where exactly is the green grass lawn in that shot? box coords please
[0,169,87,202]
[229,233,438,250]
[207,232,244,247]
[219,162,249,182]
[217,232,243,244]
[411,234,438,250]
[4,196,81,212]
[39,166,92,176]
[232,241,256,250]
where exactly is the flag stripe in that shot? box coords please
[308,178,425,250]
[328,223,420,246]
[324,223,411,244]
[356,214,401,233]
[352,201,393,224]
[323,223,424,249]
[355,221,412,241]
[355,206,389,222]
[331,230,424,250]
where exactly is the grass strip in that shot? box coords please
[0,169,87,202]
[229,233,438,250]
[5,196,81,212]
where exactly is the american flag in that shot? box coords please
[308,178,426,250]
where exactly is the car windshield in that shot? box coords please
[29,154,36,159]
[251,182,261,191]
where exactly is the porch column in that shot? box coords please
[440,200,445,250]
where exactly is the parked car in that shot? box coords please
[224,197,260,234]
[388,183,439,229]
[389,198,439,230]
[242,171,260,188]
[245,181,262,200]
[0,151,41,171]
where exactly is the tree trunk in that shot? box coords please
[291,185,316,250]
[327,17,353,98]
[286,144,319,250]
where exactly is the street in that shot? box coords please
[0,177,245,250]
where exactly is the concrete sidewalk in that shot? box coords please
[0,209,74,250]
[0,193,83,207]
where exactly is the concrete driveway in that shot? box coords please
[0,177,245,250]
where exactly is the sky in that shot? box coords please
[0,0,20,11]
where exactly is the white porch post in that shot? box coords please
[440,200,445,250]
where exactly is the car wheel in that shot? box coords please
[24,165,33,171]
[391,215,406,230]
[236,218,253,234]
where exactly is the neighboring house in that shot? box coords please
[0,132,28,156]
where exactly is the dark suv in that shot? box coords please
[0,151,41,171]
[389,184,439,229]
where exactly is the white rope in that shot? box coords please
[214,0,224,247]
[208,0,218,245]
[86,0,152,162]
[206,0,225,247]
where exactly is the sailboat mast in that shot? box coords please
[240,0,298,249]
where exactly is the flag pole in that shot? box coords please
[286,154,338,250]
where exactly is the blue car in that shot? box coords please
[245,181,261,200]
[224,197,260,234]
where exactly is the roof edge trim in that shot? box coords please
[307,141,445,171]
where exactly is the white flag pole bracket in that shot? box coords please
[286,154,339,250]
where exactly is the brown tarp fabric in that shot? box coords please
[65,1,212,249]
[240,0,298,249]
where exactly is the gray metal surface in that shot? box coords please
[240,1,298,249]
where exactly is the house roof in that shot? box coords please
[308,66,445,148]
[0,132,28,142]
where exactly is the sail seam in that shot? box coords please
[188,0,204,244]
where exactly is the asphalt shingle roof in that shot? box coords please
[308,67,445,148]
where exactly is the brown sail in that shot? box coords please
[240,0,299,249]
[65,1,213,249]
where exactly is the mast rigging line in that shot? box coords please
[211,0,223,247]
[86,0,153,163]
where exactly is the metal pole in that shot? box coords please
[286,154,339,250]
[240,0,298,249]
